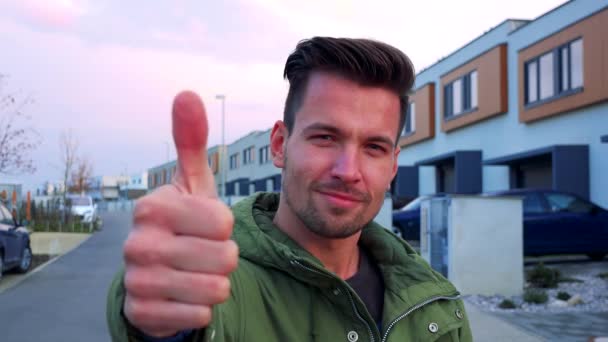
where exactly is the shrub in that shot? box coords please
[498,299,517,309]
[523,289,548,304]
[556,291,571,301]
[527,263,560,288]
[598,272,608,279]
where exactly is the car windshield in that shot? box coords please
[70,197,92,206]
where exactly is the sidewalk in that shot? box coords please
[464,301,545,342]
[30,232,91,255]
[0,232,91,294]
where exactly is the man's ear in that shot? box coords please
[270,120,288,168]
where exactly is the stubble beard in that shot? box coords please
[282,153,371,239]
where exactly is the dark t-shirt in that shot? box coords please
[346,247,385,328]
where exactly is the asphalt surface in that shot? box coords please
[0,212,130,342]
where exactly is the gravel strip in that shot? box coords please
[465,272,608,313]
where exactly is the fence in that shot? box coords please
[96,200,135,213]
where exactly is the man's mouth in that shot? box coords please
[316,190,366,208]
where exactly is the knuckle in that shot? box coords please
[125,296,148,326]
[125,267,163,297]
[123,234,141,263]
[123,232,165,265]
[205,276,230,303]
[133,197,157,222]
[197,306,212,327]
[216,206,235,239]
[222,241,239,272]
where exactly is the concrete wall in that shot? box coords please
[447,196,524,296]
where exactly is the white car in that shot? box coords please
[68,195,97,223]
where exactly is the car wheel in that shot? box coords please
[587,253,606,261]
[16,246,32,273]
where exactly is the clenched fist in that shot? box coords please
[122,92,238,338]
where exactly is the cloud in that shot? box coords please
[2,0,87,29]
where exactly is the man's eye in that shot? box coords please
[313,135,333,141]
[368,144,386,152]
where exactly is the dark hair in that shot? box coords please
[283,37,415,144]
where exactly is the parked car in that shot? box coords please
[0,203,32,281]
[392,189,608,260]
[67,195,97,224]
[485,189,608,260]
[392,193,447,241]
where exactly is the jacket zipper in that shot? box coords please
[292,260,376,342]
[380,294,461,342]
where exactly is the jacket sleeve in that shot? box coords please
[106,266,243,342]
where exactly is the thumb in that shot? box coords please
[171,91,217,197]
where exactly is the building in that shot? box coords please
[39,181,65,197]
[89,175,130,202]
[392,0,608,208]
[148,144,227,196]
[147,134,281,203]
[118,172,149,200]
[224,129,281,199]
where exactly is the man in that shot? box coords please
[107,37,472,342]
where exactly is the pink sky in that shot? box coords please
[0,0,566,192]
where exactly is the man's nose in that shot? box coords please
[330,147,362,183]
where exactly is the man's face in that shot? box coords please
[272,72,401,239]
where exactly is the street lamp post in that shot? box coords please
[215,94,226,199]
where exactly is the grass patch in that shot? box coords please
[598,272,608,279]
[523,289,548,304]
[556,291,571,301]
[498,299,517,309]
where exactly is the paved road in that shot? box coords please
[0,212,131,342]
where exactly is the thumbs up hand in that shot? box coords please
[123,91,238,338]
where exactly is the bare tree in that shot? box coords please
[70,157,94,194]
[59,129,79,213]
[0,74,41,174]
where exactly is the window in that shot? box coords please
[243,146,255,165]
[545,193,593,214]
[259,145,270,164]
[402,102,416,135]
[525,38,583,105]
[444,70,478,118]
[523,194,546,214]
[208,153,219,174]
[229,153,239,169]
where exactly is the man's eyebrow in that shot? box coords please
[301,123,342,135]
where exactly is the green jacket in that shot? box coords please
[107,193,472,342]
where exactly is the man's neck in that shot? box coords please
[273,196,361,280]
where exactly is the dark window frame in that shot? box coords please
[258,145,270,165]
[402,102,416,136]
[229,153,239,170]
[524,37,584,108]
[443,70,478,120]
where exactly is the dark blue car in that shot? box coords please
[0,203,32,282]
[393,189,608,260]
